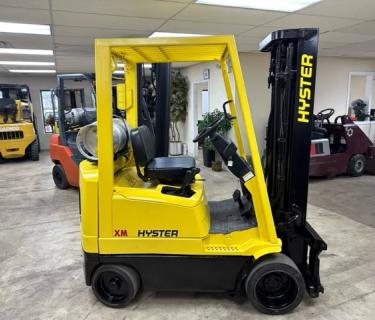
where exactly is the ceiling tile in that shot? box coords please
[318,40,375,57]
[236,36,263,46]
[0,0,49,9]
[0,5,50,24]
[159,20,251,35]
[52,0,186,19]
[239,26,279,38]
[265,14,363,32]
[298,0,375,20]
[52,11,164,31]
[319,41,350,49]
[54,36,95,46]
[237,43,258,53]
[319,32,375,43]
[55,45,93,57]
[337,21,375,36]
[154,0,194,3]
[0,34,53,51]
[173,4,286,25]
[53,26,149,38]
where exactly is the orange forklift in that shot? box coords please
[49,74,96,188]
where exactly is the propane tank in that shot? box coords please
[65,107,96,126]
[76,117,130,161]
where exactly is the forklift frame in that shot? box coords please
[79,33,326,312]
[84,35,279,256]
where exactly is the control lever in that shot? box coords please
[222,100,236,121]
[232,189,243,208]
[181,167,200,194]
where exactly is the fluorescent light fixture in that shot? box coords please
[117,63,152,68]
[0,48,53,55]
[0,21,50,35]
[113,70,124,75]
[149,32,210,38]
[0,61,54,66]
[195,0,321,12]
[9,69,56,73]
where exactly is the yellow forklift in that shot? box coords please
[0,84,39,162]
[79,29,326,314]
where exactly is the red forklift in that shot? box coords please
[49,74,96,189]
[309,108,375,177]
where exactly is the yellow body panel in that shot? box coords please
[0,99,37,159]
[80,35,281,260]
[116,83,125,110]
[0,122,35,158]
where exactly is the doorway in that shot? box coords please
[192,81,209,157]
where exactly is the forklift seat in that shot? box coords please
[311,126,327,140]
[130,125,196,183]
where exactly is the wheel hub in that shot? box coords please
[355,160,364,172]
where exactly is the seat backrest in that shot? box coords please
[130,125,156,167]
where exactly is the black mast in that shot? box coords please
[260,29,327,298]
[137,63,171,157]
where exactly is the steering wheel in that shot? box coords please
[193,115,224,143]
[316,108,335,122]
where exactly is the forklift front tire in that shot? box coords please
[91,264,140,308]
[52,164,69,189]
[245,253,305,315]
[29,139,39,161]
[347,154,366,177]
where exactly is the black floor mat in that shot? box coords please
[208,198,257,234]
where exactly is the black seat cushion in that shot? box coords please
[131,125,196,183]
[131,125,156,167]
[146,156,196,182]
[312,126,327,140]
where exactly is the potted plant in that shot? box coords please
[351,99,368,121]
[197,109,232,170]
[169,71,188,155]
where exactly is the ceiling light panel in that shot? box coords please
[0,48,53,55]
[0,21,51,35]
[195,0,322,13]
[9,69,56,73]
[0,61,54,66]
[149,32,210,38]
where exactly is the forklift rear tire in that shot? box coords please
[92,264,140,308]
[29,139,39,161]
[52,164,69,189]
[347,154,366,177]
[245,253,305,315]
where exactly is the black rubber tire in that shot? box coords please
[29,139,39,161]
[245,253,305,315]
[92,264,140,308]
[347,154,366,177]
[52,164,69,189]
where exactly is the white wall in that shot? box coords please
[315,57,375,114]
[0,74,57,150]
[181,54,375,155]
[239,53,375,150]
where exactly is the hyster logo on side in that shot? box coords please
[114,229,128,237]
[138,229,178,237]
[298,54,314,124]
